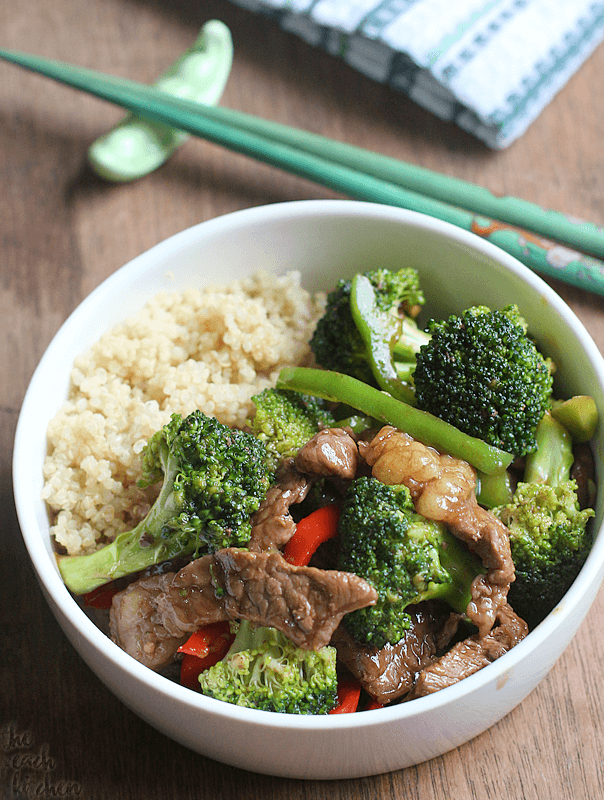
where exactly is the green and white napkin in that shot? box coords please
[228,0,604,148]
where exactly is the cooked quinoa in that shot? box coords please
[42,270,325,557]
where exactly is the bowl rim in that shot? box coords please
[13,198,604,731]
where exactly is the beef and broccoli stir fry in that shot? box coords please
[52,266,598,715]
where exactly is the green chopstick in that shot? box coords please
[168,103,604,262]
[1,46,604,296]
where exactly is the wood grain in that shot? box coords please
[1,0,603,797]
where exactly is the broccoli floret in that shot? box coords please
[495,411,595,628]
[497,481,594,629]
[336,477,485,649]
[198,620,338,714]
[413,304,553,457]
[251,388,335,471]
[310,267,428,387]
[57,410,272,595]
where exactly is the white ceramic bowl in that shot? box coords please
[13,200,604,780]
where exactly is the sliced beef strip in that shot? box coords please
[294,427,359,481]
[110,548,377,670]
[361,426,516,637]
[213,548,377,650]
[248,459,312,552]
[247,427,358,555]
[108,572,193,671]
[331,603,461,705]
[109,555,225,671]
[466,575,510,639]
[405,604,528,700]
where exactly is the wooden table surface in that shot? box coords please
[2,1,604,797]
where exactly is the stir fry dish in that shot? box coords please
[46,267,598,714]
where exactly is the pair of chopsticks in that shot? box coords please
[1,47,604,297]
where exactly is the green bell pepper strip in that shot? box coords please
[276,367,513,475]
[349,274,416,405]
[88,20,233,181]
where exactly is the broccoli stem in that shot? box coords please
[57,524,199,595]
[523,411,573,486]
[58,455,194,595]
[392,317,431,362]
[430,531,486,614]
[277,367,513,475]
[226,619,267,654]
[394,361,416,384]
[550,395,598,443]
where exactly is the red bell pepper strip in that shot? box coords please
[178,621,234,690]
[364,698,384,711]
[180,654,208,691]
[178,622,233,660]
[329,675,362,714]
[81,584,121,609]
[283,503,340,567]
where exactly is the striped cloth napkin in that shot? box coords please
[228,0,604,148]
